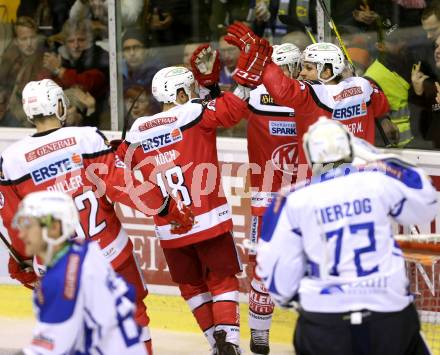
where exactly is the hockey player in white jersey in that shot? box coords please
[257,117,437,355]
[246,42,300,355]
[0,79,193,354]
[14,191,146,355]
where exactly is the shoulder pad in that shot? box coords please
[95,129,110,147]
[365,159,422,189]
[190,98,204,105]
[302,79,321,86]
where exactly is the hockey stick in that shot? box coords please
[0,231,31,269]
[316,0,353,67]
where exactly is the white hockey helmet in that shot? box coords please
[14,191,79,265]
[22,79,68,124]
[302,43,345,82]
[151,66,195,104]
[303,117,353,171]
[272,43,301,77]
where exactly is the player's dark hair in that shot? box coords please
[422,0,440,21]
[323,63,342,82]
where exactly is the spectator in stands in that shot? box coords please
[209,0,251,40]
[409,35,440,149]
[122,27,162,91]
[421,1,440,41]
[17,0,74,36]
[364,27,414,147]
[0,86,20,127]
[69,0,108,41]
[37,18,108,127]
[281,30,312,51]
[39,18,108,102]
[124,85,160,129]
[145,2,173,46]
[0,16,45,126]
[183,42,203,68]
[218,34,240,91]
[346,47,371,76]
[121,0,147,29]
[64,86,96,126]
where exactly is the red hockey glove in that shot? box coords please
[8,256,38,290]
[225,22,259,50]
[159,195,195,234]
[232,37,273,88]
[190,44,221,87]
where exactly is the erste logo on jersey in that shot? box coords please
[31,153,83,185]
[333,101,367,121]
[271,143,298,174]
[139,117,177,131]
[269,121,296,136]
[141,128,183,153]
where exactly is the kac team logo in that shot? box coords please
[141,128,183,153]
[31,153,83,185]
[271,143,298,174]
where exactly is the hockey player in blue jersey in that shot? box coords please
[14,191,147,355]
[257,117,438,355]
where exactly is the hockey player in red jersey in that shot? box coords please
[246,42,301,354]
[116,61,249,354]
[225,23,399,173]
[0,79,193,355]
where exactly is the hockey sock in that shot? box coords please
[248,277,274,331]
[179,283,216,349]
[207,273,240,346]
[144,338,152,355]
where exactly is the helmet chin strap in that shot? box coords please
[173,87,193,106]
[42,227,54,266]
[317,63,337,83]
[41,223,69,266]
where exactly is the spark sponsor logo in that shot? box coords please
[333,101,367,121]
[141,129,183,153]
[271,143,298,174]
[0,192,4,209]
[139,117,177,131]
[333,86,363,101]
[31,153,83,185]
[25,137,77,162]
[260,94,276,106]
[269,121,296,136]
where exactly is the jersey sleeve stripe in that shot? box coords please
[0,174,32,186]
[180,110,204,132]
[82,148,113,159]
[247,104,295,117]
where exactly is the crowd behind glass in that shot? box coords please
[0,0,440,149]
